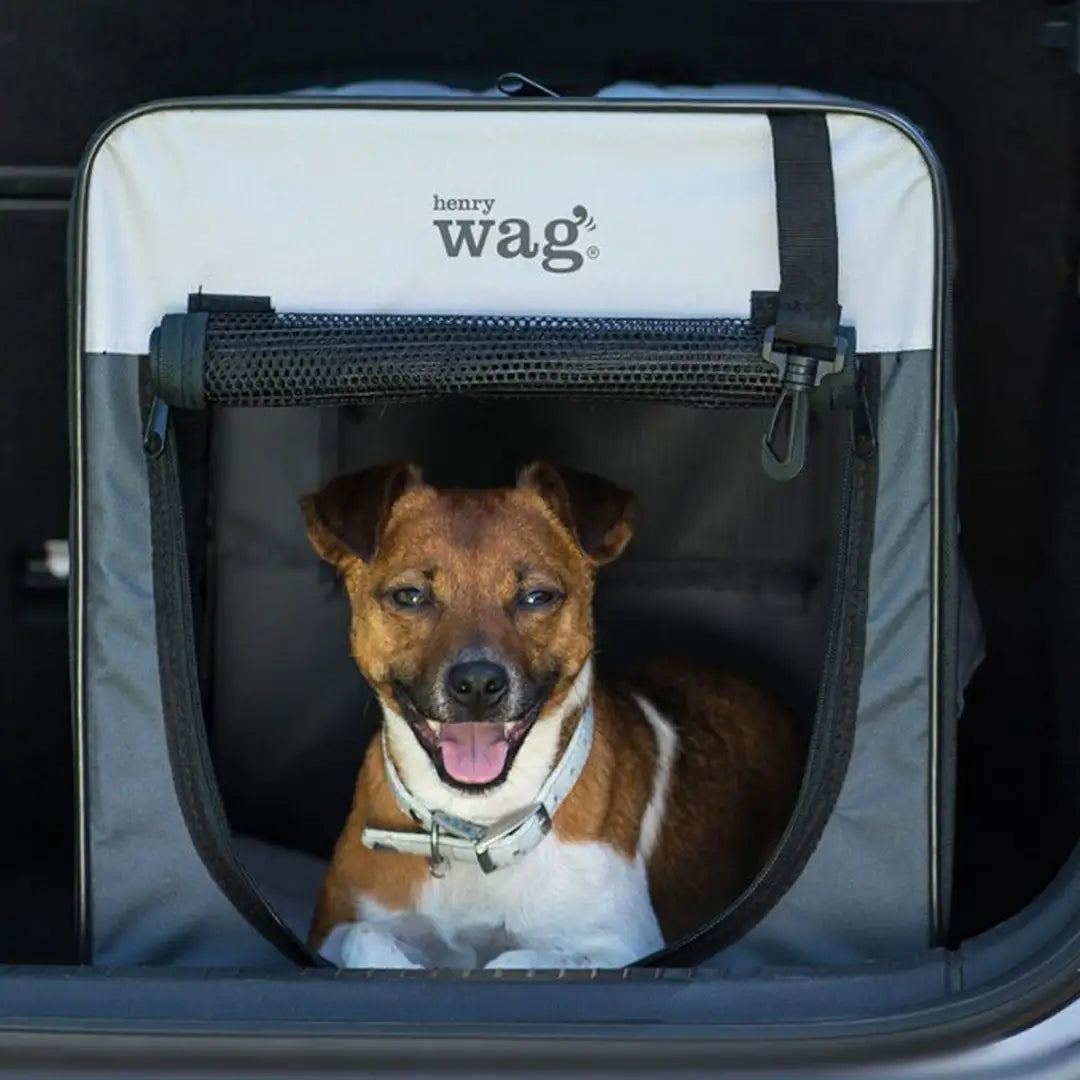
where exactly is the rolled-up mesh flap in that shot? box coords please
[148,310,780,409]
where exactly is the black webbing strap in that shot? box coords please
[770,112,841,352]
[759,112,844,483]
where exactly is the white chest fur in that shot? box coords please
[324,833,664,970]
[318,667,679,971]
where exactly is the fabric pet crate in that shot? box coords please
[71,81,982,983]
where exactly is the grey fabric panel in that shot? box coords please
[84,353,291,966]
[211,399,842,864]
[717,351,940,969]
[230,835,328,942]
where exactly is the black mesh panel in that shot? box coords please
[199,312,778,408]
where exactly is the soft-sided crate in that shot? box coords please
[71,83,983,983]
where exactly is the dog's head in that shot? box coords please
[300,463,635,795]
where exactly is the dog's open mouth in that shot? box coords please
[393,685,546,789]
[428,721,517,785]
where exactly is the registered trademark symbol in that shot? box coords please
[587,245,600,259]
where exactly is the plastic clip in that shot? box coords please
[760,328,849,482]
[762,388,811,482]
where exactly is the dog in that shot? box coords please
[299,462,803,969]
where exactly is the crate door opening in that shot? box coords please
[198,387,859,968]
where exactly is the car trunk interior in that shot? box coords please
[0,0,1077,996]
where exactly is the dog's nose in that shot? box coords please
[445,660,509,711]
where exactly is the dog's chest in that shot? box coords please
[418,835,612,932]
[356,833,659,966]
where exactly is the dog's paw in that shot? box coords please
[336,923,425,970]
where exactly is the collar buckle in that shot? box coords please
[429,809,488,844]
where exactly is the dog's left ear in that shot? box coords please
[300,463,423,568]
[518,462,635,566]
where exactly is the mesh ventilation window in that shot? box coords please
[199,313,780,409]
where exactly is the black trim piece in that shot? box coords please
[143,365,325,969]
[187,292,273,314]
[642,361,880,966]
[0,198,70,212]
[934,183,960,948]
[66,153,90,965]
[0,165,74,200]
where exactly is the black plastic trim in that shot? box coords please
[0,165,74,209]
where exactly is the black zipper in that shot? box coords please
[641,362,878,967]
[145,386,324,968]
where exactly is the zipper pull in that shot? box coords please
[143,396,170,458]
[496,72,560,98]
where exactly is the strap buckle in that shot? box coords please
[761,327,850,482]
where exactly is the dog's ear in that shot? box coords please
[518,462,635,567]
[300,463,423,567]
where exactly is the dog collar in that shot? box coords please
[362,703,595,875]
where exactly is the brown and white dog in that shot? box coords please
[300,462,803,970]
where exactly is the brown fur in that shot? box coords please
[629,661,803,942]
[302,463,804,952]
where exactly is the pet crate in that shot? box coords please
[72,81,985,994]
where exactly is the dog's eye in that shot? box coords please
[517,588,560,610]
[389,586,431,610]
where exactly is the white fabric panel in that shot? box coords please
[84,102,934,355]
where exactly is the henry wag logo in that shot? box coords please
[432,196,598,274]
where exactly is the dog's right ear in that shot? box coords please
[299,463,423,568]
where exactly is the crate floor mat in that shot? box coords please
[72,82,983,973]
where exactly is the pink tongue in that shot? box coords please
[438,722,509,785]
